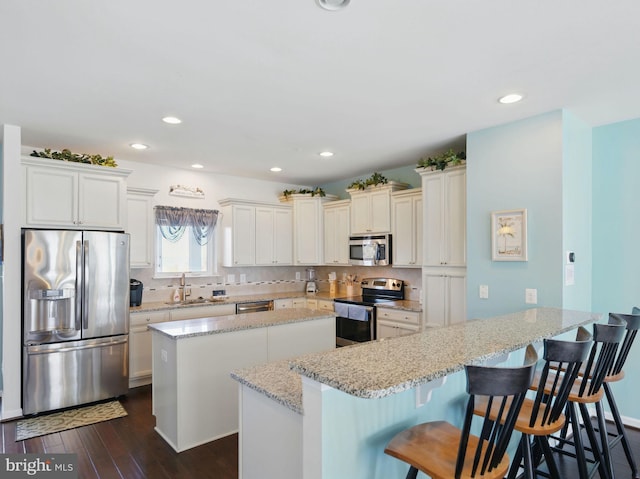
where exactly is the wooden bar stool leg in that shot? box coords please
[578,403,610,479]
[568,402,590,479]
[595,401,615,479]
[406,466,418,479]
[538,436,562,479]
[604,382,640,478]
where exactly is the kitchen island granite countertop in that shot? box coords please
[231,307,601,414]
[148,308,335,340]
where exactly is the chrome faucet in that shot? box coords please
[180,273,191,301]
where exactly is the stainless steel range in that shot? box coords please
[334,278,404,347]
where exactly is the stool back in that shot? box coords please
[577,317,625,397]
[530,326,592,428]
[608,311,640,377]
[458,345,538,479]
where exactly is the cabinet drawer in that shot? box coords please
[130,311,170,326]
[376,308,420,326]
[317,300,334,312]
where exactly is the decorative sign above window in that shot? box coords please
[169,184,205,199]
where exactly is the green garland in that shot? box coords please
[281,187,326,199]
[417,149,465,171]
[31,148,118,167]
[347,172,388,190]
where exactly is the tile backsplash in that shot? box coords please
[131,265,422,304]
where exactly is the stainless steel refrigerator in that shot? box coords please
[22,229,130,415]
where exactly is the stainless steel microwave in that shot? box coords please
[349,234,391,266]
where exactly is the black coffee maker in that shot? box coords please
[130,279,143,306]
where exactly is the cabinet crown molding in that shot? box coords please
[22,156,132,177]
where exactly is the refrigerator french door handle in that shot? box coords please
[83,240,90,330]
[27,336,129,355]
[75,240,83,331]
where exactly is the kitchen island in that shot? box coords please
[232,307,601,479]
[149,308,335,452]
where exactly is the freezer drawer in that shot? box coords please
[23,335,129,415]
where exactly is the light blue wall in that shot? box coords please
[320,163,422,199]
[592,117,640,420]
[561,111,593,311]
[466,111,564,319]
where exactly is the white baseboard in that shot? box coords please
[587,406,640,429]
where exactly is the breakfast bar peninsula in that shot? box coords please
[232,307,601,479]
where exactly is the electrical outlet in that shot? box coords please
[525,288,538,304]
[479,284,489,299]
[240,273,247,283]
[161,349,168,362]
[227,274,235,283]
[296,271,301,280]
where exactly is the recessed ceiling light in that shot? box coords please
[191,164,204,169]
[319,151,334,157]
[162,116,182,124]
[130,143,148,150]
[270,167,282,172]
[316,0,350,11]
[498,93,524,104]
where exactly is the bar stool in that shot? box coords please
[546,317,626,479]
[384,345,538,479]
[474,326,593,479]
[599,311,640,479]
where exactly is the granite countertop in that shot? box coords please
[131,291,341,314]
[231,360,303,414]
[148,308,335,340]
[131,292,422,314]
[231,307,600,414]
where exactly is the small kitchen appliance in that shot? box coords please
[130,278,143,306]
[334,277,404,347]
[305,268,317,294]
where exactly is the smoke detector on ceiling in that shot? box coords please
[316,0,350,11]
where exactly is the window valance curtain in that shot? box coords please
[155,206,219,245]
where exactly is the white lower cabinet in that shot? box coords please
[129,304,236,388]
[317,299,334,312]
[274,298,308,309]
[129,311,170,388]
[376,307,421,339]
[422,269,466,327]
[292,298,307,308]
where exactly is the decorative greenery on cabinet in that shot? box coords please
[347,172,388,190]
[281,187,326,199]
[417,149,466,171]
[31,148,118,167]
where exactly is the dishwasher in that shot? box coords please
[236,300,273,314]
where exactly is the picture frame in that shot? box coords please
[491,209,527,261]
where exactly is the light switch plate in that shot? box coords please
[240,273,247,283]
[525,288,538,304]
[479,284,489,299]
[227,274,235,283]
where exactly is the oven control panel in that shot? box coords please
[360,278,404,292]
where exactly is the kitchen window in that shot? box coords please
[154,206,219,277]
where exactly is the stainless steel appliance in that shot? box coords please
[236,300,274,314]
[349,234,392,266]
[22,229,130,415]
[334,277,404,347]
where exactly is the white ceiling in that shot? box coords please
[2,1,640,185]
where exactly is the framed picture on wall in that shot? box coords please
[491,209,528,261]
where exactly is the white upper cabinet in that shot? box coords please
[391,188,422,267]
[323,200,350,266]
[220,199,292,267]
[418,166,466,267]
[255,206,293,265]
[348,182,409,234]
[127,187,158,268]
[22,157,131,230]
[280,194,338,266]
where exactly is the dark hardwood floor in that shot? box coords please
[2,386,639,478]
[1,386,237,479]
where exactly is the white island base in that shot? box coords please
[150,309,335,452]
